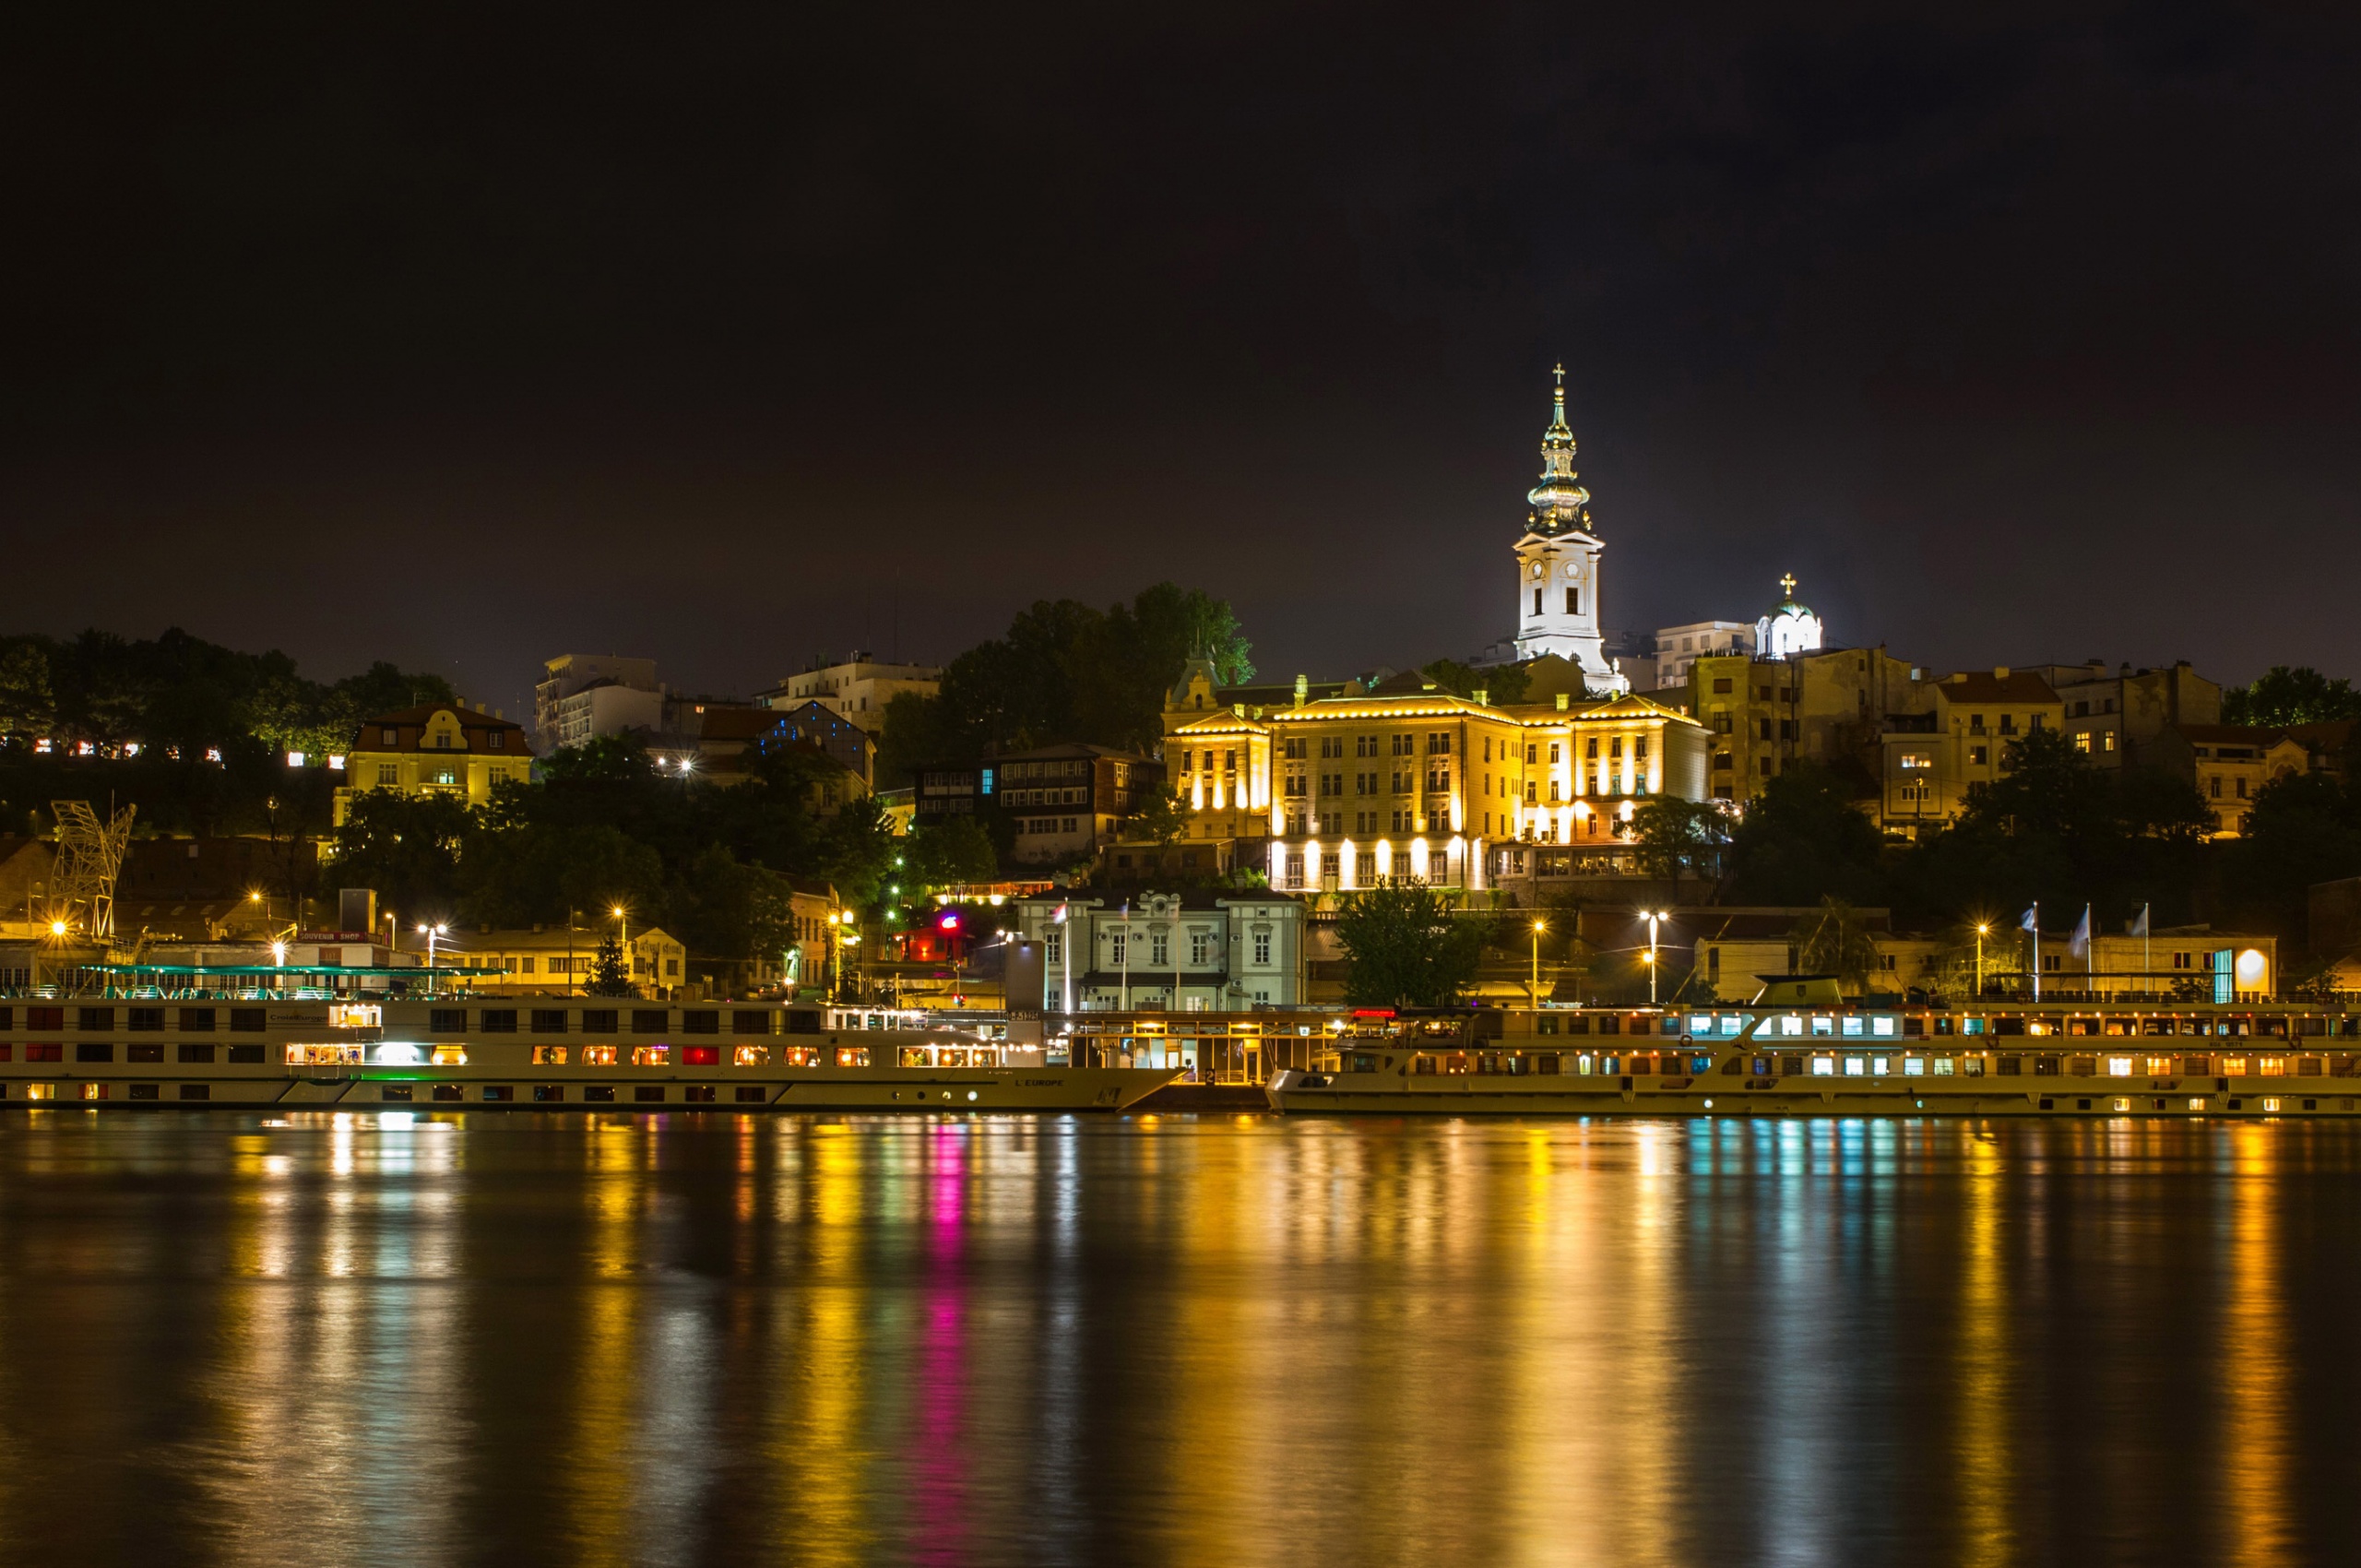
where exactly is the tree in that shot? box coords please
[458,822,664,930]
[1419,658,1531,706]
[0,643,55,738]
[1334,885,1489,1008]
[2224,666,2361,726]
[2220,772,2361,937]
[326,791,474,923]
[1728,762,1885,905]
[587,933,635,997]
[1127,787,1186,848]
[1892,731,2213,930]
[904,815,1000,890]
[1631,797,1730,881]
[666,846,797,970]
[1793,897,1880,994]
[889,583,1255,766]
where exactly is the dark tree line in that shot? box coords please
[875,584,1252,786]
[0,627,453,837]
[327,737,999,980]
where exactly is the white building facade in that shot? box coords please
[760,654,943,733]
[535,655,664,751]
[1010,892,1308,1011]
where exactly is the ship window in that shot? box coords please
[734,1045,770,1066]
[532,1046,569,1065]
[632,1046,670,1066]
[1932,1057,1955,1075]
[2106,1057,2134,1076]
[1903,1057,1925,1075]
[837,1047,871,1067]
[430,1045,468,1065]
[1843,1057,1866,1075]
[1841,1017,1864,1038]
[1810,1057,1834,1075]
[580,1045,616,1066]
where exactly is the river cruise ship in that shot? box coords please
[1267,991,2361,1117]
[0,993,1173,1111]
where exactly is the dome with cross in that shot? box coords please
[1756,573,1824,660]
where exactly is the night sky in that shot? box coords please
[6,3,2356,716]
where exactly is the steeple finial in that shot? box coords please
[1525,360,1589,535]
[1780,572,1797,599]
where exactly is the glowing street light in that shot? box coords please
[1529,919,1547,1010]
[1643,909,1670,1006]
[1975,922,1990,999]
[417,921,449,995]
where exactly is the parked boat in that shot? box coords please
[1266,992,2361,1117]
[0,997,1174,1111]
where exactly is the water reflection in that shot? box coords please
[0,1112,2352,1565]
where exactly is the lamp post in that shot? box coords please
[1529,919,1546,1009]
[1975,923,1989,1000]
[1644,909,1668,1007]
[611,905,629,997]
[416,922,448,996]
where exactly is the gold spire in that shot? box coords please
[1780,572,1797,599]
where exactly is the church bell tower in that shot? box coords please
[1512,367,1624,691]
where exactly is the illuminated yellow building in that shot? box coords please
[1163,664,1708,894]
[332,703,534,826]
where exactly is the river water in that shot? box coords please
[0,1110,2354,1567]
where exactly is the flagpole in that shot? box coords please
[2031,901,2040,1003]
[2085,903,2094,997]
[2142,902,2151,999]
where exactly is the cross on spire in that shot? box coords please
[1780,572,1797,598]
[1552,362,1564,386]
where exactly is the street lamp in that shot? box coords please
[1975,922,1990,999]
[417,921,448,995]
[1644,909,1670,1006]
[1529,919,1547,1010]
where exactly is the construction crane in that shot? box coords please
[49,800,136,942]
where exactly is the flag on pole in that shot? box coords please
[2019,904,2039,932]
[2130,904,2149,938]
[2069,905,2092,957]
